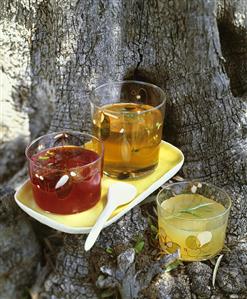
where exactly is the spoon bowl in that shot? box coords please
[107,182,137,206]
[84,182,137,251]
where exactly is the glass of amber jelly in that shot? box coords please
[90,81,166,179]
[157,181,231,261]
[26,131,104,215]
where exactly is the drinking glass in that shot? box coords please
[157,181,231,261]
[90,80,166,179]
[26,131,104,215]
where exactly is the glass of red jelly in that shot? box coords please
[26,131,104,215]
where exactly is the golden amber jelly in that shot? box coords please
[93,102,163,179]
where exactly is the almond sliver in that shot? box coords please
[197,231,212,246]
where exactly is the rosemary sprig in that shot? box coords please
[164,202,215,220]
[180,202,215,212]
[38,156,49,160]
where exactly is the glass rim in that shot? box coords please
[90,80,166,115]
[156,180,232,221]
[25,130,104,171]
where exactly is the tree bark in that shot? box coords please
[1,0,246,298]
[0,188,41,299]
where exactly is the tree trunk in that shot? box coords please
[1,0,246,298]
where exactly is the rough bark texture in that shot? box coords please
[0,0,31,183]
[0,188,41,299]
[1,0,247,298]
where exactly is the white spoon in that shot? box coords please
[84,182,137,251]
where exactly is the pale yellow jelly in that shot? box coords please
[158,194,227,261]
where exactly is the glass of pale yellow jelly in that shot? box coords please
[156,181,231,261]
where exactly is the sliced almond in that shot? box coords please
[55,174,70,189]
[191,185,197,193]
[121,138,131,162]
[197,231,212,246]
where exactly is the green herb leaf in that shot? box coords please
[101,289,116,298]
[164,259,183,272]
[105,247,113,254]
[147,216,153,226]
[38,156,49,160]
[180,202,215,213]
[179,210,200,217]
[150,224,158,234]
[134,240,145,254]
[165,202,215,219]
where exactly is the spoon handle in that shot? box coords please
[84,202,116,251]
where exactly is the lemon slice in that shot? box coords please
[186,236,201,249]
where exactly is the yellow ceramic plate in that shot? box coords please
[15,141,184,234]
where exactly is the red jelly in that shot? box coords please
[29,146,102,214]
